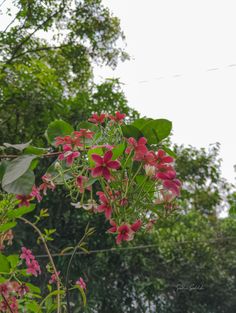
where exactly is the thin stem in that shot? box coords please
[19,217,61,313]
[0,152,61,159]
[65,231,88,313]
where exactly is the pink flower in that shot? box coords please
[55,135,82,147]
[91,150,120,181]
[88,113,106,124]
[58,144,80,166]
[116,224,134,245]
[131,220,142,232]
[20,247,35,264]
[39,174,56,195]
[107,220,117,233]
[109,112,126,123]
[75,176,91,193]
[30,185,42,203]
[74,129,94,139]
[76,277,86,290]
[0,283,9,297]
[15,195,32,207]
[20,247,41,277]
[26,259,41,277]
[49,271,60,284]
[96,191,112,220]
[156,171,181,196]
[125,137,148,161]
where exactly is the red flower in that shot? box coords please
[116,224,134,245]
[91,150,120,181]
[131,220,142,232]
[74,129,94,139]
[76,277,86,290]
[156,171,181,196]
[125,137,148,161]
[55,135,82,147]
[15,195,32,207]
[88,113,106,124]
[107,220,117,233]
[58,144,80,166]
[96,191,112,220]
[20,247,35,264]
[39,174,56,195]
[109,111,126,123]
[26,259,41,277]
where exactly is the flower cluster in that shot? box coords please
[49,112,181,245]
[20,247,41,277]
[0,281,29,313]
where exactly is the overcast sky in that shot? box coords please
[1,0,236,184]
[95,0,236,184]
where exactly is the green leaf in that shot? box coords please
[26,301,42,313]
[26,283,41,294]
[45,120,74,145]
[132,118,153,129]
[88,147,103,167]
[77,121,99,132]
[2,169,35,195]
[7,255,19,269]
[121,125,143,140]
[24,146,47,156]
[2,155,37,186]
[0,253,10,273]
[0,222,17,233]
[4,140,32,151]
[7,204,36,218]
[112,143,125,159]
[140,119,172,144]
[161,145,177,158]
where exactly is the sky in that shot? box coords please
[95,0,236,185]
[1,0,236,184]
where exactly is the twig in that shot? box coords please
[19,217,61,313]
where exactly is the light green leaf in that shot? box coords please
[7,255,19,269]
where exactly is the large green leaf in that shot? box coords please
[140,119,172,144]
[77,121,99,132]
[7,255,20,269]
[112,143,125,159]
[0,253,10,273]
[2,155,37,186]
[45,120,74,145]
[121,125,143,140]
[2,169,35,195]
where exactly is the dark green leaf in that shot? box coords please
[121,125,143,140]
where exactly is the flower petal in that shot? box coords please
[91,166,103,177]
[91,154,103,165]
[107,160,120,169]
[102,167,111,180]
[104,150,113,163]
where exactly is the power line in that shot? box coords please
[35,236,236,259]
